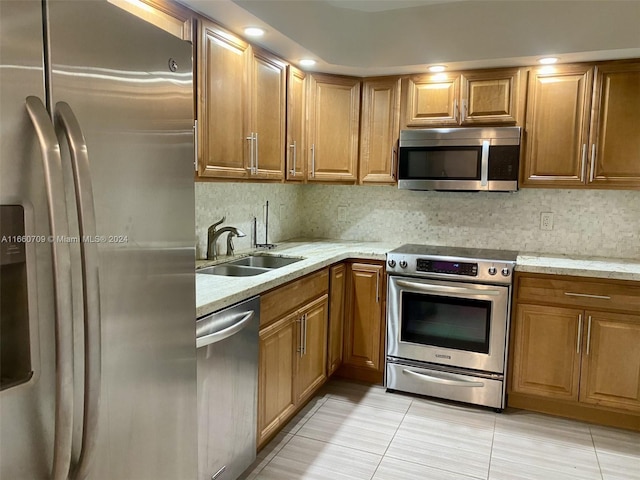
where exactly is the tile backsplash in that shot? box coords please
[196,182,640,260]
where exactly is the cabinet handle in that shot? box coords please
[576,314,582,354]
[289,140,297,176]
[589,144,596,182]
[375,272,380,303]
[564,292,611,300]
[461,98,467,123]
[586,315,592,356]
[302,313,307,355]
[255,132,259,173]
[311,144,315,178]
[391,145,397,180]
[297,316,303,356]
[454,98,459,122]
[580,143,587,182]
[194,119,198,172]
[246,133,254,174]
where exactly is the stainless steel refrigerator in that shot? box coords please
[0,1,197,478]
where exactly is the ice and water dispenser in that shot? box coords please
[1,205,32,390]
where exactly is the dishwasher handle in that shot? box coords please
[196,310,255,348]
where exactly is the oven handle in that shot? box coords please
[395,279,502,297]
[402,369,485,387]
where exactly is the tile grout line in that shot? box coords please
[485,411,498,480]
[589,426,606,480]
[367,395,414,480]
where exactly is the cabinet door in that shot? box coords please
[521,65,593,187]
[296,295,329,403]
[511,304,582,401]
[588,61,640,189]
[286,66,306,181]
[579,311,640,411]
[343,263,385,380]
[258,312,297,447]
[328,264,346,376]
[197,20,250,178]
[250,48,286,179]
[308,74,360,182]
[359,77,401,184]
[461,68,520,125]
[402,74,460,127]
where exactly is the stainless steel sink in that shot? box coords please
[197,264,270,277]
[228,255,303,269]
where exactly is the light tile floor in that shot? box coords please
[240,379,640,480]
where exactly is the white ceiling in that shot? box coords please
[181,0,640,76]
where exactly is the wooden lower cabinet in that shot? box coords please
[509,272,640,430]
[296,295,329,403]
[339,261,386,384]
[257,270,329,448]
[580,311,640,411]
[327,264,346,376]
[257,312,297,446]
[511,304,582,401]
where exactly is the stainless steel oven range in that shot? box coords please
[385,245,517,411]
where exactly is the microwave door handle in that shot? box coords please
[480,140,490,188]
[395,279,502,297]
[26,96,74,480]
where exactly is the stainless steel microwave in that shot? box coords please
[398,127,521,192]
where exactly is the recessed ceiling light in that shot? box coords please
[299,59,316,67]
[428,65,446,72]
[244,27,265,37]
[539,57,558,65]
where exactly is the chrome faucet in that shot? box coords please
[206,216,246,260]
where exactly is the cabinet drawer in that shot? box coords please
[261,268,329,327]
[515,273,640,313]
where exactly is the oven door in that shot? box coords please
[387,275,510,373]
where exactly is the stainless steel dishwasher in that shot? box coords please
[196,296,260,480]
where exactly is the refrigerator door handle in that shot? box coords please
[25,96,74,480]
[54,101,102,480]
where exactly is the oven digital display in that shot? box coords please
[416,259,478,276]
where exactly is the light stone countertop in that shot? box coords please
[196,239,399,318]
[515,254,640,282]
[196,240,640,318]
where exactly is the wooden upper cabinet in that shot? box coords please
[359,77,401,184]
[579,311,640,411]
[588,61,640,189]
[249,47,286,179]
[197,21,286,180]
[403,73,460,126]
[286,66,306,181]
[307,74,361,182]
[522,59,640,190]
[402,68,520,128]
[110,0,193,41]
[461,68,521,125]
[197,20,250,178]
[521,64,593,187]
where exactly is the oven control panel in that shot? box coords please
[416,259,478,276]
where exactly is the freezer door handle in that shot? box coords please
[25,96,74,480]
[54,101,102,480]
[196,310,255,348]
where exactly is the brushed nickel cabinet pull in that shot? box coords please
[564,292,611,300]
[586,316,592,355]
[576,314,583,354]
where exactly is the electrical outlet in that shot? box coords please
[540,212,554,231]
[338,205,347,222]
